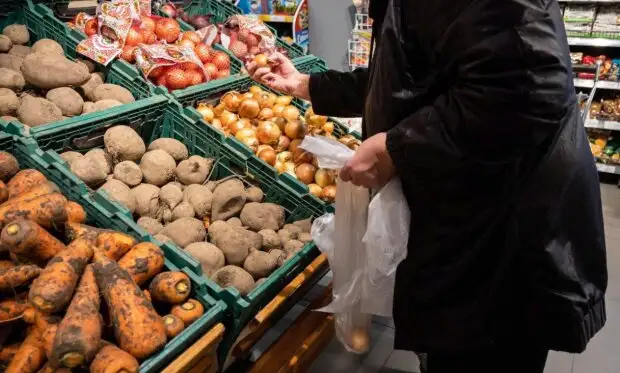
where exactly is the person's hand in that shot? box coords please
[340,132,396,189]
[246,52,310,100]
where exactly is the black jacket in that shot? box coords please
[309,0,607,353]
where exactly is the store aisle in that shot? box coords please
[307,183,620,373]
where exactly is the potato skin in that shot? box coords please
[0,35,12,52]
[113,161,142,187]
[93,84,135,104]
[99,179,136,214]
[104,125,146,163]
[0,67,25,90]
[148,138,189,162]
[2,25,29,45]
[140,150,176,187]
[211,266,256,296]
[0,88,19,116]
[184,242,225,276]
[46,87,84,117]
[31,39,64,55]
[21,53,90,89]
[161,217,206,248]
[17,96,63,127]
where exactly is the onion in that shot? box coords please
[257,121,281,145]
[190,15,212,29]
[351,329,370,353]
[315,168,334,188]
[323,121,335,134]
[196,104,214,122]
[219,110,238,128]
[288,139,301,154]
[238,99,260,119]
[265,93,277,108]
[243,92,254,100]
[312,157,319,168]
[275,95,293,106]
[284,119,307,140]
[211,118,223,131]
[293,147,313,165]
[276,151,293,164]
[258,108,274,120]
[282,161,296,177]
[222,91,242,112]
[339,135,361,150]
[254,54,269,67]
[275,136,290,152]
[160,4,177,17]
[295,163,316,185]
[249,86,263,94]
[213,104,226,116]
[236,128,258,151]
[308,184,322,198]
[282,106,300,121]
[273,117,287,132]
[254,92,273,108]
[320,184,336,202]
[230,119,250,136]
[257,146,276,166]
[275,161,285,174]
[272,104,285,117]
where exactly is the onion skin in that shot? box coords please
[282,106,301,121]
[222,92,242,112]
[284,120,307,140]
[320,184,337,202]
[257,121,281,145]
[197,104,214,122]
[276,151,293,164]
[249,86,263,94]
[211,118,223,131]
[254,54,269,67]
[272,104,285,117]
[282,161,296,177]
[323,122,335,134]
[219,110,238,128]
[295,163,317,185]
[258,108,274,120]
[236,128,259,151]
[315,168,335,188]
[230,119,250,136]
[275,96,293,106]
[273,117,287,132]
[308,184,322,197]
[190,15,212,29]
[275,136,290,152]
[257,146,277,166]
[239,99,260,119]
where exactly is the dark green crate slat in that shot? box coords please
[276,37,305,60]
[293,55,328,74]
[0,133,226,373]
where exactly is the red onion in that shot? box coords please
[190,15,213,29]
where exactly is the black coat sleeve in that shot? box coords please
[386,1,573,171]
[308,68,368,117]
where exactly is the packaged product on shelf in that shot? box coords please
[593,5,620,33]
[590,101,602,119]
[564,4,596,33]
[571,52,584,65]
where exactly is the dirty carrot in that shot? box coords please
[0,260,14,272]
[96,231,138,261]
[64,222,102,242]
[7,169,47,198]
[64,201,86,224]
[118,242,165,286]
[162,314,185,339]
[143,289,152,302]
[0,342,20,365]
[1,181,59,207]
[89,343,139,373]
[41,323,58,359]
[5,328,46,373]
[0,193,68,230]
[0,180,8,204]
[0,292,28,321]
[171,299,204,326]
[1,220,65,266]
[0,265,41,292]
[149,271,191,305]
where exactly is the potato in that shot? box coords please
[256,278,267,287]
[160,183,183,210]
[31,39,64,55]
[240,202,286,232]
[209,224,262,266]
[175,156,213,185]
[168,181,185,191]
[93,99,123,112]
[227,217,243,227]
[269,249,287,267]
[79,73,104,102]
[71,156,107,187]
[284,240,304,256]
[82,102,95,114]
[278,229,292,246]
[8,45,30,57]
[137,216,164,235]
[211,266,255,296]
[105,125,146,163]
[0,35,12,52]
[140,150,176,187]
[184,242,225,276]
[0,54,22,71]
[2,24,29,45]
[148,138,189,162]
[60,151,84,167]
[244,248,278,279]
[99,179,137,213]
[77,58,96,73]
[205,180,217,192]
[17,96,63,126]
[0,67,25,90]
[283,224,302,239]
[183,184,213,219]
[131,183,161,218]
[258,229,281,250]
[85,148,113,175]
[21,52,90,89]
[46,87,84,116]
[293,218,312,233]
[113,161,142,187]
[297,232,312,243]
[92,84,135,104]
[246,187,264,203]
[171,201,195,221]
[0,88,19,116]
[211,179,246,221]
[160,217,206,248]
[154,233,172,244]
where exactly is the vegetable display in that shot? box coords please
[0,150,208,372]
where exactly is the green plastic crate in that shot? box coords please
[0,131,227,373]
[293,54,328,74]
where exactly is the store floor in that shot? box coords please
[305,183,620,373]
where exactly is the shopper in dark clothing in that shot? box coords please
[247,0,608,371]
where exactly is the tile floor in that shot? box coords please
[304,183,620,373]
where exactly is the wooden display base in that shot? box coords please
[162,323,225,373]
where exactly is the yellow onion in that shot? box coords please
[320,184,336,202]
[308,183,322,198]
[312,157,319,168]
[236,128,258,151]
[282,105,300,121]
[295,163,316,185]
[242,92,254,100]
[276,151,293,164]
[315,168,334,188]
[249,85,263,94]
[219,110,238,128]
[275,136,290,152]
[222,91,242,112]
[230,119,251,136]
[257,121,281,145]
[275,95,293,106]
[258,107,274,120]
[266,93,277,108]
[257,146,276,166]
[197,103,214,122]
[275,161,285,174]
[239,99,260,119]
[282,161,296,177]
[339,135,361,150]
[254,53,269,67]
[288,139,301,153]
[273,117,287,132]
[323,121,335,134]
[272,104,285,117]
[253,91,273,108]
[293,148,313,165]
[211,118,223,131]
[284,119,307,140]
[351,329,370,353]
[213,103,226,117]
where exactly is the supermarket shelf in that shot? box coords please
[568,37,620,47]
[585,118,620,130]
[597,162,620,174]
[574,78,596,89]
[574,78,620,90]
[258,14,294,23]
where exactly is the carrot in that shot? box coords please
[51,265,102,368]
[96,231,138,261]
[149,271,191,305]
[0,265,41,292]
[171,299,204,326]
[0,292,28,321]
[118,242,165,286]
[1,220,66,266]
[29,237,94,313]
[90,343,139,373]
[1,182,59,207]
[34,310,62,332]
[42,324,58,360]
[0,259,15,272]
[0,180,8,204]
[143,289,152,302]
[162,314,185,339]
[23,305,35,324]
[7,169,47,198]
[0,193,68,230]
[64,222,102,242]
[37,363,71,373]
[5,328,46,373]
[64,201,86,224]
[0,342,20,365]
[92,251,167,360]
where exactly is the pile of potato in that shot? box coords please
[0,23,136,129]
[0,150,207,372]
[60,124,313,296]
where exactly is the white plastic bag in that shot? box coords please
[300,135,410,352]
